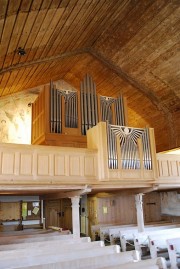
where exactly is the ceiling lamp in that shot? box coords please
[17,47,26,56]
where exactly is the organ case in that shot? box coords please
[31,75,128,147]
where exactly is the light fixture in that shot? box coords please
[17,47,26,56]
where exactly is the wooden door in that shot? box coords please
[143,192,162,223]
[45,199,72,230]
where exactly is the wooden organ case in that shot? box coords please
[31,74,128,147]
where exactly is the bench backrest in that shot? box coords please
[0,245,121,269]
[0,251,139,269]
[149,231,180,258]
[0,236,91,250]
[0,241,105,259]
[167,237,180,269]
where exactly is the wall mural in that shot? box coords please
[0,89,39,144]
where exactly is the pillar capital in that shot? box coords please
[70,196,80,207]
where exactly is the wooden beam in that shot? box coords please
[41,185,92,200]
[0,48,89,75]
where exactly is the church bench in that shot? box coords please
[167,237,180,269]
[148,230,180,259]
[133,228,180,256]
[0,233,76,246]
[100,221,171,244]
[99,224,135,242]
[91,223,122,241]
[0,241,105,259]
[0,250,140,269]
[0,228,55,237]
[100,257,167,269]
[0,245,122,269]
[110,222,179,246]
[0,230,68,241]
[0,236,91,251]
[120,224,180,251]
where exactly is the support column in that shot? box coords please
[135,193,145,232]
[71,196,80,238]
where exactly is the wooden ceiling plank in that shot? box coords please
[19,0,34,12]
[52,0,92,54]
[116,2,179,66]
[18,8,51,64]
[0,15,16,69]
[95,0,158,55]
[0,72,11,96]
[34,61,59,83]
[31,7,59,50]
[41,0,54,10]
[7,68,26,95]
[7,0,22,16]
[42,0,77,58]
[39,0,75,59]
[1,69,20,96]
[18,65,41,91]
[3,12,29,68]
[11,66,35,94]
[0,0,9,19]
[26,62,53,88]
[33,7,65,60]
[30,0,44,11]
[0,19,5,44]
[11,10,40,66]
[61,0,102,52]
[132,17,180,73]
[70,0,122,52]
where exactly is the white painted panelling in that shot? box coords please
[54,155,66,176]
[20,153,33,175]
[84,156,95,177]
[70,156,80,176]
[37,154,49,175]
[2,152,14,174]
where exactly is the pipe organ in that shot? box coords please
[50,83,78,134]
[107,124,152,170]
[31,74,127,147]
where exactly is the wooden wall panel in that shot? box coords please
[54,155,66,176]
[69,156,80,176]
[0,202,21,221]
[0,143,98,184]
[157,153,180,180]
[84,156,96,177]
[20,153,33,175]
[37,154,49,175]
[1,152,15,175]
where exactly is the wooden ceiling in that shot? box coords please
[0,0,179,152]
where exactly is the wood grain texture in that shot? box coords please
[0,0,179,152]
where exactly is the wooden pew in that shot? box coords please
[100,257,167,269]
[0,233,77,246]
[0,230,70,241]
[100,224,135,242]
[0,236,91,251]
[98,221,171,244]
[167,237,180,269]
[91,223,123,241]
[0,241,105,259]
[0,245,123,269]
[148,230,180,259]
[133,228,180,256]
[120,224,180,251]
[110,222,179,246]
[0,249,140,269]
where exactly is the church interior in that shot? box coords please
[0,0,180,268]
